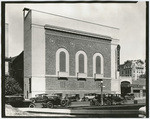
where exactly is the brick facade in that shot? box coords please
[45,27,111,77]
[45,25,111,98]
[24,9,120,99]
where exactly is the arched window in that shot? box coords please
[59,51,66,72]
[96,56,101,74]
[56,48,69,77]
[79,54,84,73]
[93,53,104,78]
[76,51,87,78]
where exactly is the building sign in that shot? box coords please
[117,45,120,71]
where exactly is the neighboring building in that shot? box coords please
[5,52,24,91]
[5,23,9,76]
[23,8,120,99]
[120,60,145,80]
[10,51,24,90]
[131,78,146,98]
[5,23,9,57]
[119,60,145,97]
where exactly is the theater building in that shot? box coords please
[23,8,121,99]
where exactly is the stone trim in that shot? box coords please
[44,24,112,41]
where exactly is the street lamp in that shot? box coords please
[100,80,103,106]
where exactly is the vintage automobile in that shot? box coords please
[106,94,125,105]
[124,93,135,100]
[90,94,111,106]
[82,93,96,101]
[90,93,124,106]
[61,94,80,107]
[29,93,48,103]
[29,93,64,108]
[5,95,32,107]
[42,95,62,108]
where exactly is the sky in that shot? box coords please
[5,2,146,64]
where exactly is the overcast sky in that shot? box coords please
[5,2,146,64]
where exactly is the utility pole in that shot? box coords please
[100,80,103,105]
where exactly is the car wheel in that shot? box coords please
[29,103,36,108]
[47,101,54,108]
[61,100,67,107]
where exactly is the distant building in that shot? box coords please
[5,23,9,76]
[23,8,120,99]
[10,52,24,90]
[131,78,146,98]
[119,60,146,97]
[5,23,9,57]
[120,60,145,80]
[5,52,24,91]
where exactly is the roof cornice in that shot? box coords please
[44,24,112,41]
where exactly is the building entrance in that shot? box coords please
[121,81,131,96]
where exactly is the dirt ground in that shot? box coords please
[5,104,34,116]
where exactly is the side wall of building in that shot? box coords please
[24,11,32,99]
[31,25,46,97]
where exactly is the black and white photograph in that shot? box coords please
[2,1,148,118]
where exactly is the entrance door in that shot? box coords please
[121,81,131,97]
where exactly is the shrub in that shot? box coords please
[5,77,22,95]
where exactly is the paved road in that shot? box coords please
[19,103,145,118]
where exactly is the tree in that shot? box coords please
[5,77,22,95]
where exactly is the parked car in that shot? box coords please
[5,95,32,107]
[82,93,96,101]
[61,94,80,107]
[90,93,124,106]
[90,94,111,106]
[42,95,62,108]
[29,93,48,103]
[138,106,146,118]
[124,93,135,100]
[106,94,125,105]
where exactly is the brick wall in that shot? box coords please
[45,29,111,77]
[46,77,111,98]
[45,26,111,97]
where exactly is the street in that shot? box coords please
[18,103,145,118]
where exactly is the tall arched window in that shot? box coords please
[79,54,84,73]
[59,51,66,72]
[56,48,69,77]
[96,56,101,74]
[76,51,87,78]
[93,53,104,78]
